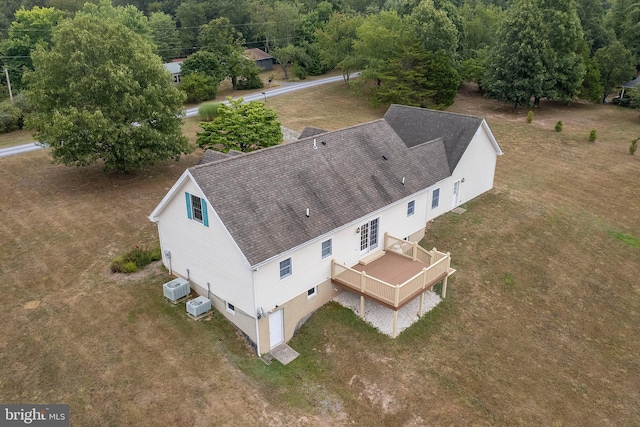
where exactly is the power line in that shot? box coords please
[0,17,310,33]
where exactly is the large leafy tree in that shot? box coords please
[594,40,637,102]
[25,14,190,172]
[484,0,553,107]
[606,0,640,59]
[196,17,261,90]
[539,0,585,103]
[180,50,224,82]
[577,0,611,54]
[149,11,181,62]
[0,6,64,93]
[314,12,364,83]
[79,0,151,37]
[197,98,282,153]
[354,11,409,85]
[409,0,459,57]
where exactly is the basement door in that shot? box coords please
[360,218,380,254]
[452,180,461,208]
[269,309,284,349]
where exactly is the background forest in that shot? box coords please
[1,0,639,121]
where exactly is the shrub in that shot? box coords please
[0,100,22,133]
[179,73,218,103]
[235,72,264,90]
[630,138,638,155]
[588,129,597,142]
[110,245,161,273]
[292,63,307,80]
[122,261,138,273]
[554,121,563,132]
[526,110,533,123]
[198,102,222,121]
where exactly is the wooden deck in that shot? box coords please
[331,235,454,312]
[351,251,426,286]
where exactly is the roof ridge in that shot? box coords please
[388,104,483,121]
[409,137,444,149]
[190,118,389,172]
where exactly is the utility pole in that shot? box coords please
[3,68,13,103]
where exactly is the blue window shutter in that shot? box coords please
[202,199,209,227]
[185,192,192,219]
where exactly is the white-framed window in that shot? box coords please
[226,302,235,314]
[185,192,209,226]
[279,258,292,279]
[307,287,317,298]
[432,188,440,209]
[407,200,415,216]
[321,239,332,258]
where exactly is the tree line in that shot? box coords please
[1,0,639,172]
[2,0,639,109]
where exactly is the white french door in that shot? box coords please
[360,218,379,254]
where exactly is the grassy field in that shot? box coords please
[1,82,639,425]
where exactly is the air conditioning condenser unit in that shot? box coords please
[163,277,190,302]
[187,296,212,317]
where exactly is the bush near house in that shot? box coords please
[589,129,597,142]
[110,245,161,273]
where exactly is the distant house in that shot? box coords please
[149,105,503,355]
[163,59,184,84]
[243,48,274,71]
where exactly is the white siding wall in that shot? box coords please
[254,191,430,311]
[426,127,498,221]
[156,179,255,315]
[449,126,498,208]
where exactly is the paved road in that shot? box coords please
[0,72,358,158]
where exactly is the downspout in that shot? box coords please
[252,267,261,356]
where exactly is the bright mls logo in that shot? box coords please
[1,405,69,427]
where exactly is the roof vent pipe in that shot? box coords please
[402,177,405,185]
[313,139,318,150]
[306,208,310,217]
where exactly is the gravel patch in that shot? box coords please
[333,290,441,337]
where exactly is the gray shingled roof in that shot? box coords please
[384,104,483,172]
[621,76,640,88]
[198,149,229,165]
[188,106,488,267]
[298,127,328,139]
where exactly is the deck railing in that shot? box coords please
[331,241,452,309]
[384,233,432,265]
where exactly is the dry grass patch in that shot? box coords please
[2,81,640,425]
[0,129,36,149]
[265,81,387,131]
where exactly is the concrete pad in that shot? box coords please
[452,207,467,214]
[270,343,299,365]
